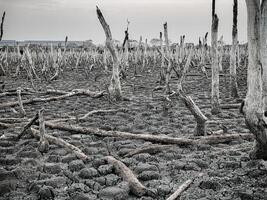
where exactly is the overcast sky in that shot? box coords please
[0,0,247,45]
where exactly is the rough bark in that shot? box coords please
[96,6,122,101]
[244,0,267,160]
[230,0,239,98]
[211,0,221,114]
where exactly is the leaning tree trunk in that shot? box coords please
[243,0,267,160]
[230,0,239,98]
[211,0,221,114]
[96,6,122,101]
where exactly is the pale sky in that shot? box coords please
[0,0,247,45]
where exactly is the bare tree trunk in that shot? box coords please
[211,0,221,114]
[0,11,5,41]
[164,22,172,94]
[261,0,267,114]
[96,6,122,101]
[230,0,239,98]
[159,32,165,84]
[243,0,267,160]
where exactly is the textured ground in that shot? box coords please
[0,62,267,200]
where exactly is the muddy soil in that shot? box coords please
[0,63,266,200]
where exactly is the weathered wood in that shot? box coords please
[31,128,88,160]
[43,121,253,146]
[178,89,208,136]
[211,0,221,114]
[105,156,153,197]
[38,108,49,153]
[96,6,122,101]
[166,173,203,200]
[243,0,267,159]
[17,111,39,139]
[230,0,239,98]
[0,89,104,109]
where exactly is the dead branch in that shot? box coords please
[43,121,253,146]
[105,156,154,197]
[17,111,39,139]
[166,173,203,200]
[178,89,208,136]
[30,128,88,160]
[0,89,104,109]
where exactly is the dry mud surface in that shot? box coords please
[0,64,267,200]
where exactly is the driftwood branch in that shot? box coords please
[105,156,154,197]
[43,121,253,146]
[166,173,203,200]
[17,111,39,139]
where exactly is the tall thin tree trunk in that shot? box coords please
[230,0,239,98]
[211,0,221,114]
[243,0,267,160]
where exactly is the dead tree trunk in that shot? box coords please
[96,6,122,101]
[211,0,221,114]
[38,108,49,153]
[261,0,267,115]
[164,22,172,94]
[0,11,6,77]
[159,32,165,84]
[0,11,5,41]
[242,0,267,160]
[230,0,239,98]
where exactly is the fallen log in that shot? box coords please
[44,121,254,146]
[105,156,154,197]
[166,173,203,200]
[0,89,104,109]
